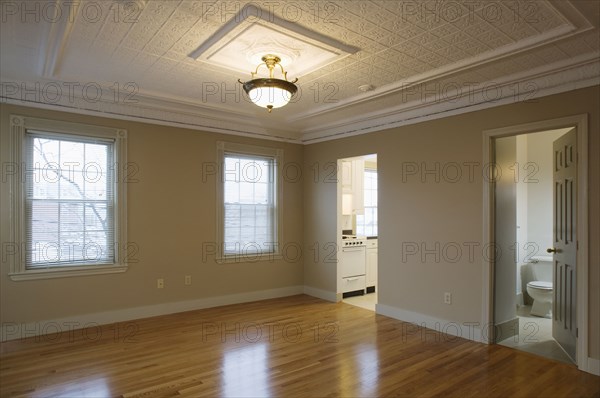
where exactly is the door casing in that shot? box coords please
[481,114,589,373]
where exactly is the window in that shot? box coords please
[356,169,377,237]
[8,115,128,280]
[217,142,282,260]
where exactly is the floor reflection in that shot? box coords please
[356,345,380,397]
[222,343,271,397]
[32,376,110,398]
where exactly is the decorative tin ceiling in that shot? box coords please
[1,0,599,143]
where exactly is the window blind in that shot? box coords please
[223,153,276,255]
[24,132,115,268]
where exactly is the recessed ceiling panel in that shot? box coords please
[198,23,346,78]
[188,6,358,78]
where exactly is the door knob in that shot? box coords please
[546,248,559,253]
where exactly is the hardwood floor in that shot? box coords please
[1,295,598,397]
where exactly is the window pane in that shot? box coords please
[239,182,255,203]
[60,171,85,199]
[254,183,268,204]
[60,141,85,168]
[225,182,240,203]
[85,172,108,200]
[223,154,276,255]
[224,157,239,182]
[356,170,377,237]
[32,138,59,165]
[26,133,114,267]
[32,170,59,199]
[85,143,107,167]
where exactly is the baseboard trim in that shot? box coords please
[376,303,483,343]
[494,317,519,343]
[303,286,338,302]
[587,357,600,375]
[0,285,304,342]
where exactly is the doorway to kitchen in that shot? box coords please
[482,115,589,372]
[337,154,378,311]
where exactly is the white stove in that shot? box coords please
[341,235,367,247]
[339,234,367,295]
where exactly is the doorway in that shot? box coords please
[494,129,573,364]
[336,154,378,311]
[482,115,589,372]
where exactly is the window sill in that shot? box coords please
[9,264,128,281]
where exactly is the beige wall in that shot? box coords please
[1,86,598,360]
[303,86,599,359]
[0,104,304,323]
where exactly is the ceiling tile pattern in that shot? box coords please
[1,0,598,142]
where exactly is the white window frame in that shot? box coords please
[216,141,283,263]
[7,115,128,280]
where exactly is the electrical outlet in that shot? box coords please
[185,275,192,286]
[444,292,452,305]
[157,278,164,289]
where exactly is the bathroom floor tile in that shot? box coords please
[498,305,574,365]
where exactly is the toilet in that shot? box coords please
[526,257,553,318]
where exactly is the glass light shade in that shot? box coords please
[241,78,297,111]
[248,86,292,109]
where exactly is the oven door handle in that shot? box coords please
[346,277,359,281]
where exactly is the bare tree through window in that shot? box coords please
[26,135,115,266]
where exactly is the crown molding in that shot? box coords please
[0,78,302,143]
[292,25,596,122]
[0,96,303,144]
[300,54,600,144]
[2,51,598,146]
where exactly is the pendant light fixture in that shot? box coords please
[238,54,298,113]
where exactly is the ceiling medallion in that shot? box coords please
[238,54,298,113]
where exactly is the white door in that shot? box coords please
[551,128,577,362]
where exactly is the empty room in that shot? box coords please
[1,1,599,397]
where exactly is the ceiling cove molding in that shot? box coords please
[2,53,598,146]
[301,75,600,145]
[0,96,302,144]
[301,52,600,137]
[291,22,594,122]
[0,75,300,138]
[300,56,600,144]
[0,79,301,143]
[40,0,78,78]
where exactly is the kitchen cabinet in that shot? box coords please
[340,159,364,214]
[366,239,377,291]
[341,160,353,193]
[352,159,364,214]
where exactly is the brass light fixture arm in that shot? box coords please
[248,55,297,82]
